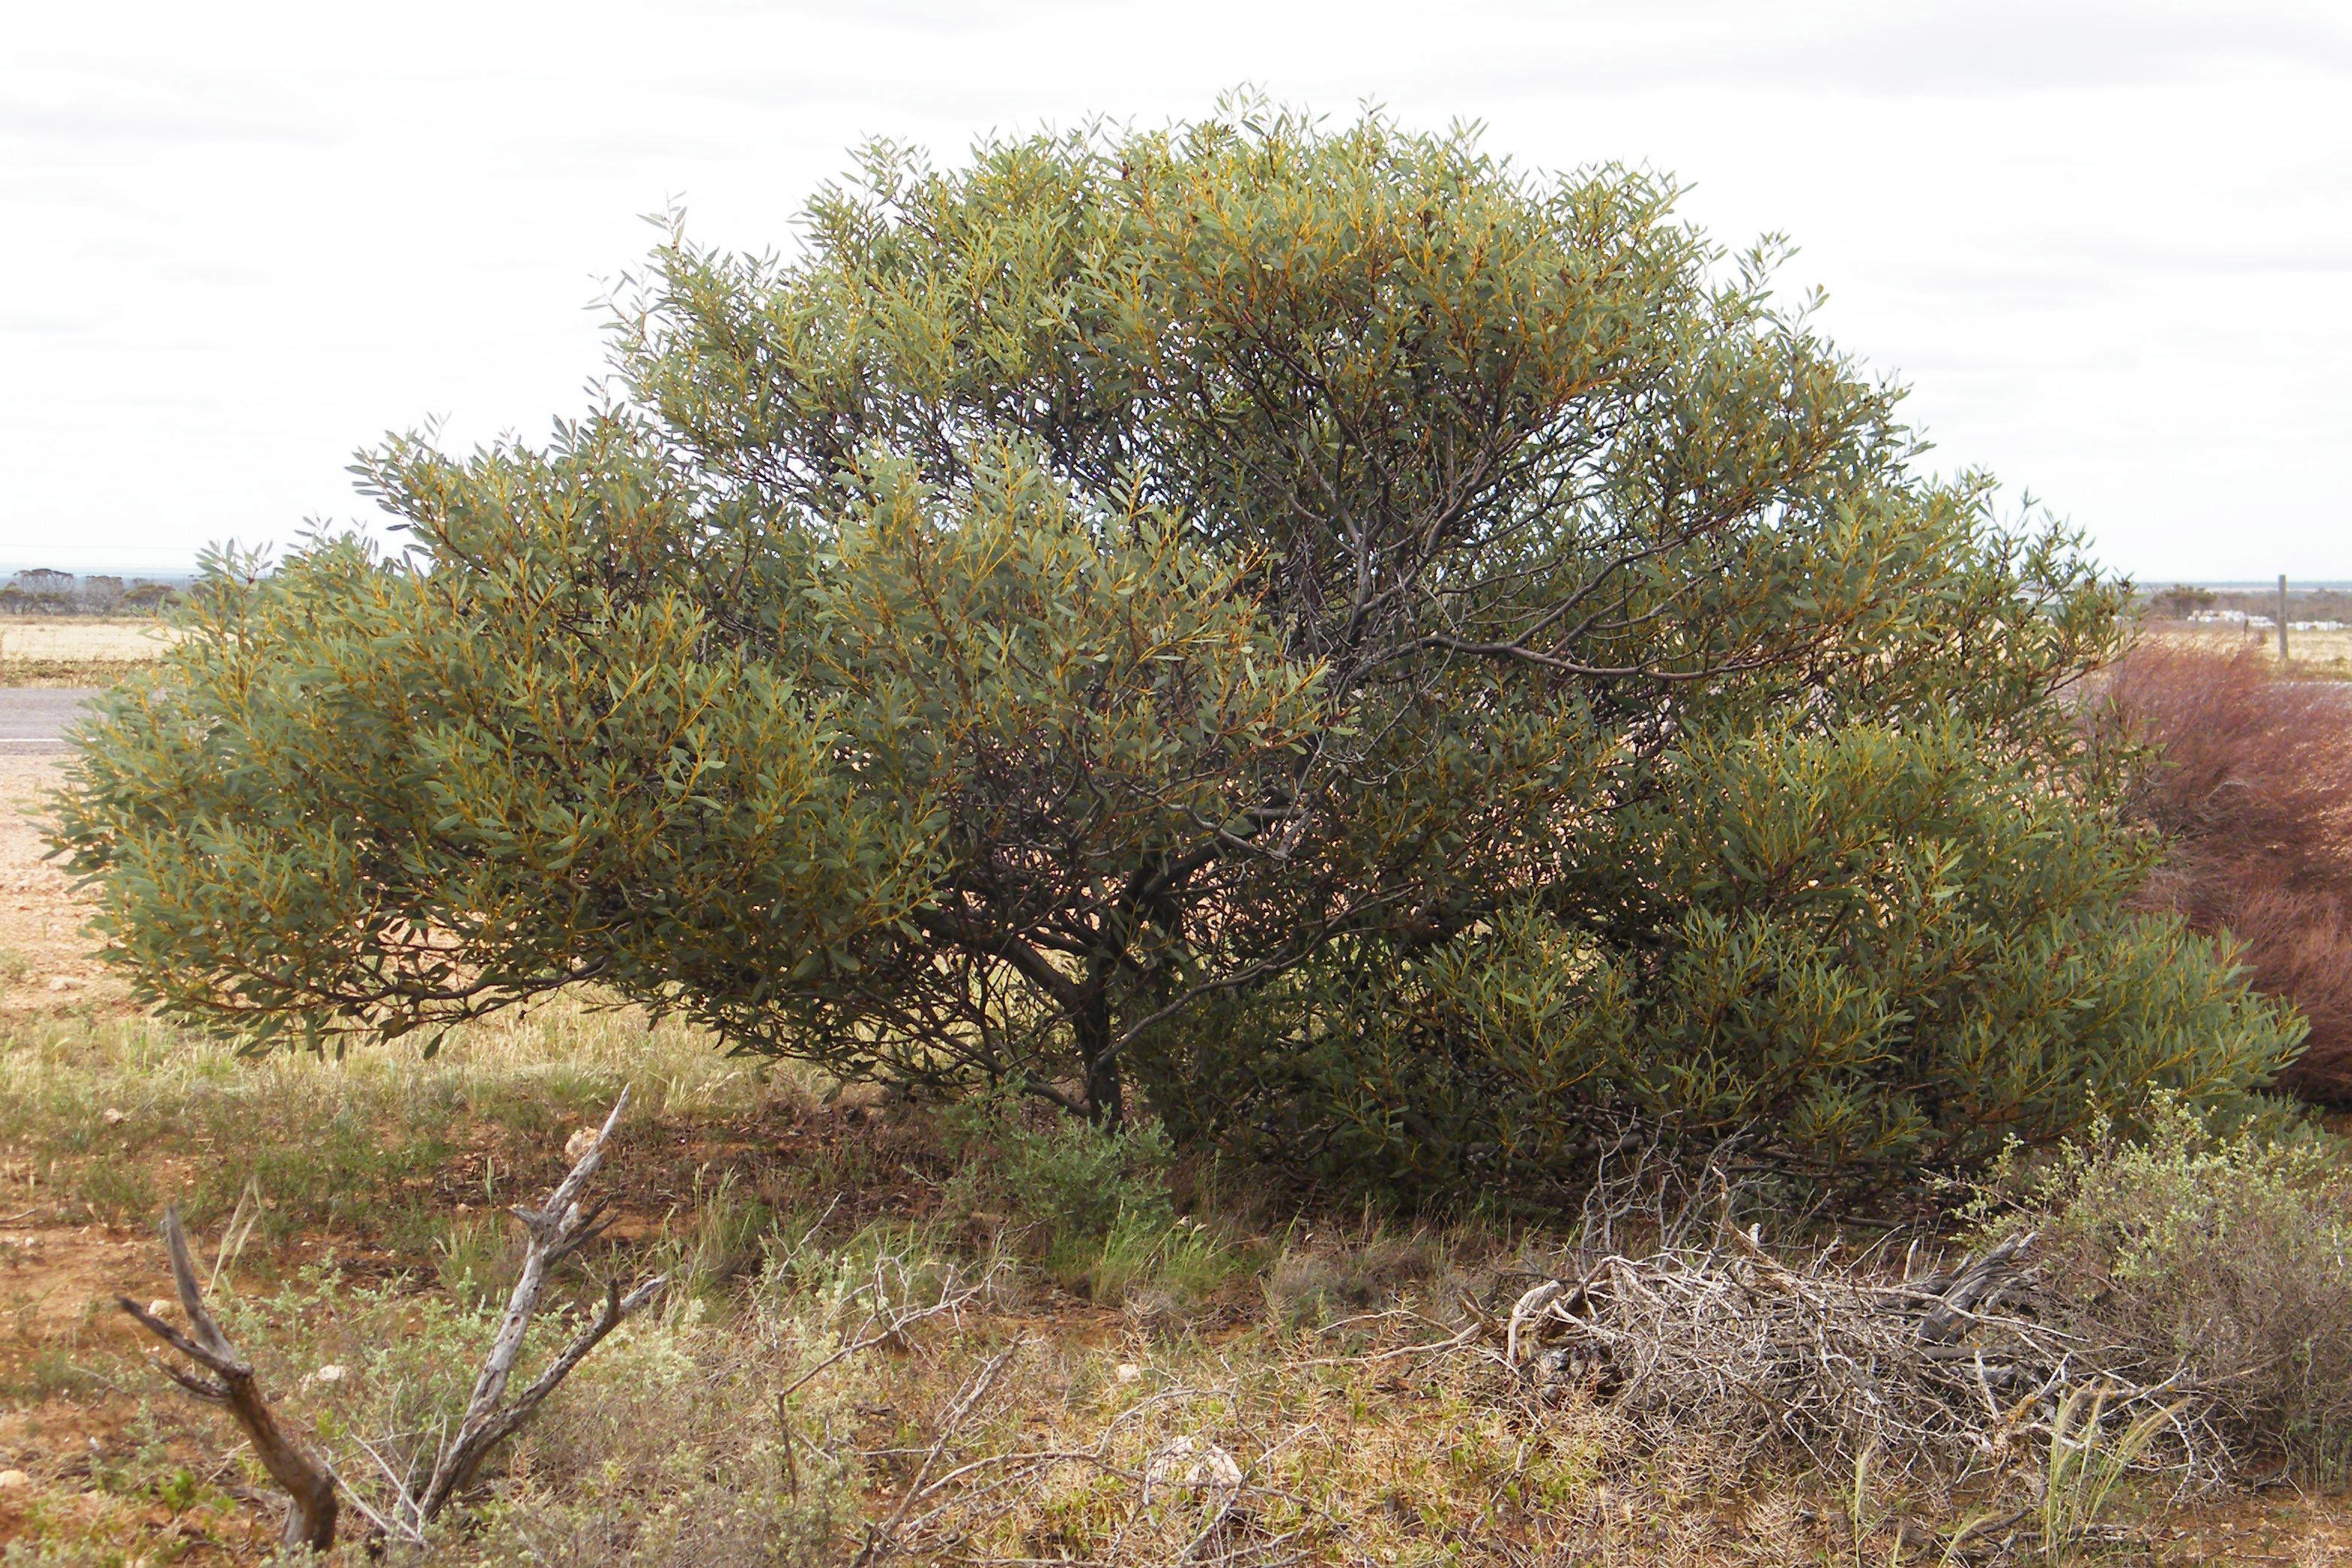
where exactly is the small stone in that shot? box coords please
[1114,1362,1143,1385]
[101,1108,126,1125]
[47,975,80,992]
[146,1298,172,1319]
[313,1364,346,1383]
[562,1126,599,1164]
[0,1469,29,1489]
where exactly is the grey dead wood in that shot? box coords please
[413,1089,667,1520]
[119,1089,665,1550]
[1438,1223,2226,1482]
[1911,1229,2035,1345]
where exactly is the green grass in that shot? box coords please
[0,999,815,1237]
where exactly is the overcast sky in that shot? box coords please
[4,0,2347,581]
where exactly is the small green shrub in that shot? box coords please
[943,1097,1174,1250]
[1972,1097,2352,1479]
[935,1098,1246,1306]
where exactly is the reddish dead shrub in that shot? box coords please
[2097,643,2352,1098]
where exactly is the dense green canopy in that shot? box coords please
[52,103,2300,1186]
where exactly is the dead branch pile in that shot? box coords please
[1489,1224,2217,1481]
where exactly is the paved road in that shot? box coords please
[0,689,99,754]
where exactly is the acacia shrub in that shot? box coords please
[44,103,2305,1187]
[1147,715,2302,1198]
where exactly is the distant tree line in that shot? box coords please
[0,569,185,615]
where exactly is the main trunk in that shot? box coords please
[1073,971,1123,1128]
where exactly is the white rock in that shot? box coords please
[146,1298,171,1319]
[1114,1362,1143,1385]
[0,1469,29,1489]
[1143,1436,1241,1507]
[562,1126,599,1164]
[101,1108,126,1125]
[313,1364,346,1383]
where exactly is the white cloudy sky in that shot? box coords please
[4,0,2347,580]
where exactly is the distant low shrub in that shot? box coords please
[1971,1098,2352,1479]
[2097,643,2352,1097]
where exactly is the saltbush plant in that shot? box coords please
[1972,1097,2352,1478]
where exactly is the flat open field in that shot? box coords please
[2147,622,2352,679]
[0,618,177,663]
[4,761,2350,1564]
[0,618,179,689]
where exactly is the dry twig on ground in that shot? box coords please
[116,1207,340,1550]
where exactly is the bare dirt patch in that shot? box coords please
[0,1225,171,1335]
[0,756,125,1018]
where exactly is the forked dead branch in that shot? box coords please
[116,1208,340,1550]
[119,1091,666,1551]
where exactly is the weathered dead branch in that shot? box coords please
[413,1089,666,1521]
[117,1207,339,1550]
[120,1089,665,1551]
